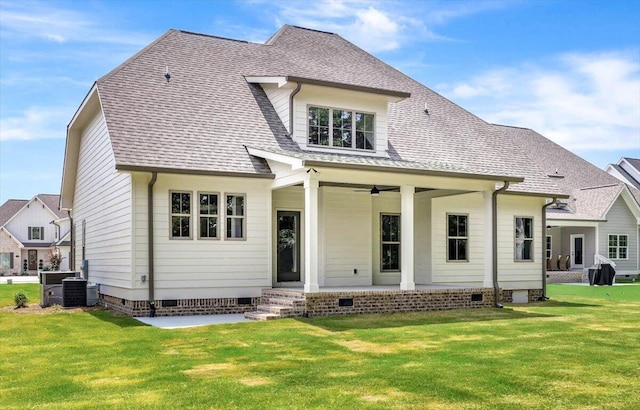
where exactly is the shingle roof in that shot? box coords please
[0,199,28,226]
[0,194,64,227]
[496,125,640,220]
[94,25,564,196]
[36,194,65,219]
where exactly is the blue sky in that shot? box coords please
[1,0,639,204]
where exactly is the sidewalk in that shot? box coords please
[0,276,39,284]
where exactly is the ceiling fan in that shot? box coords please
[353,185,398,196]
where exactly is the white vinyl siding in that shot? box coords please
[598,197,637,272]
[322,189,371,286]
[72,111,133,291]
[432,192,485,285]
[136,174,272,299]
[262,83,294,134]
[4,199,60,245]
[497,195,545,290]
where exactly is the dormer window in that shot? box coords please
[308,106,374,150]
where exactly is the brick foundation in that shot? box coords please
[99,294,259,317]
[304,288,497,317]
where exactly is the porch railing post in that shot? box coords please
[304,178,320,293]
[400,185,416,290]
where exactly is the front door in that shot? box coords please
[570,234,584,269]
[277,211,300,282]
[28,250,37,271]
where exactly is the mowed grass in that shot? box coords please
[1,284,638,409]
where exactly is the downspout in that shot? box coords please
[541,198,558,300]
[148,172,158,317]
[68,211,74,271]
[288,82,302,136]
[492,181,510,308]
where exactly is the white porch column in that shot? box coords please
[400,185,416,290]
[304,178,320,293]
[483,191,494,287]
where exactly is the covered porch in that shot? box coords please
[244,146,547,320]
[545,220,597,283]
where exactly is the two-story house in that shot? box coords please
[60,26,573,318]
[0,194,71,275]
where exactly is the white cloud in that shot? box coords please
[256,0,497,52]
[0,106,72,141]
[437,51,640,152]
[0,1,150,46]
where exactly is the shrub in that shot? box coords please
[14,292,29,308]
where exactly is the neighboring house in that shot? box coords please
[61,26,573,318]
[0,194,71,275]
[498,126,640,280]
[606,157,640,190]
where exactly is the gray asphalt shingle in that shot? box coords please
[95,25,566,196]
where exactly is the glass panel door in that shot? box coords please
[277,211,300,282]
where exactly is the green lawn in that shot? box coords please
[1,283,638,409]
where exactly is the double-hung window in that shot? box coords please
[381,214,400,271]
[447,214,468,261]
[515,217,534,261]
[608,234,628,259]
[226,194,245,240]
[199,193,219,239]
[171,191,191,239]
[0,253,12,269]
[308,106,374,150]
[28,226,44,240]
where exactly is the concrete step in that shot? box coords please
[257,304,293,315]
[262,297,306,307]
[244,311,279,321]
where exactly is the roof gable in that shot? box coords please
[69,25,565,197]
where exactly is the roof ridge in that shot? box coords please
[290,25,336,35]
[579,183,622,191]
[178,29,250,43]
[491,123,532,131]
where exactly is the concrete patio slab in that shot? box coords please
[135,313,251,329]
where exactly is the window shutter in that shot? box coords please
[41,227,44,239]
[28,228,32,240]
[9,253,14,269]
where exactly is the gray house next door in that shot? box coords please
[277,211,300,282]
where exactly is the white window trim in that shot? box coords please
[514,216,534,262]
[447,213,469,262]
[307,104,375,152]
[380,213,401,272]
[225,193,247,241]
[170,190,192,240]
[198,191,220,240]
[608,233,629,260]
